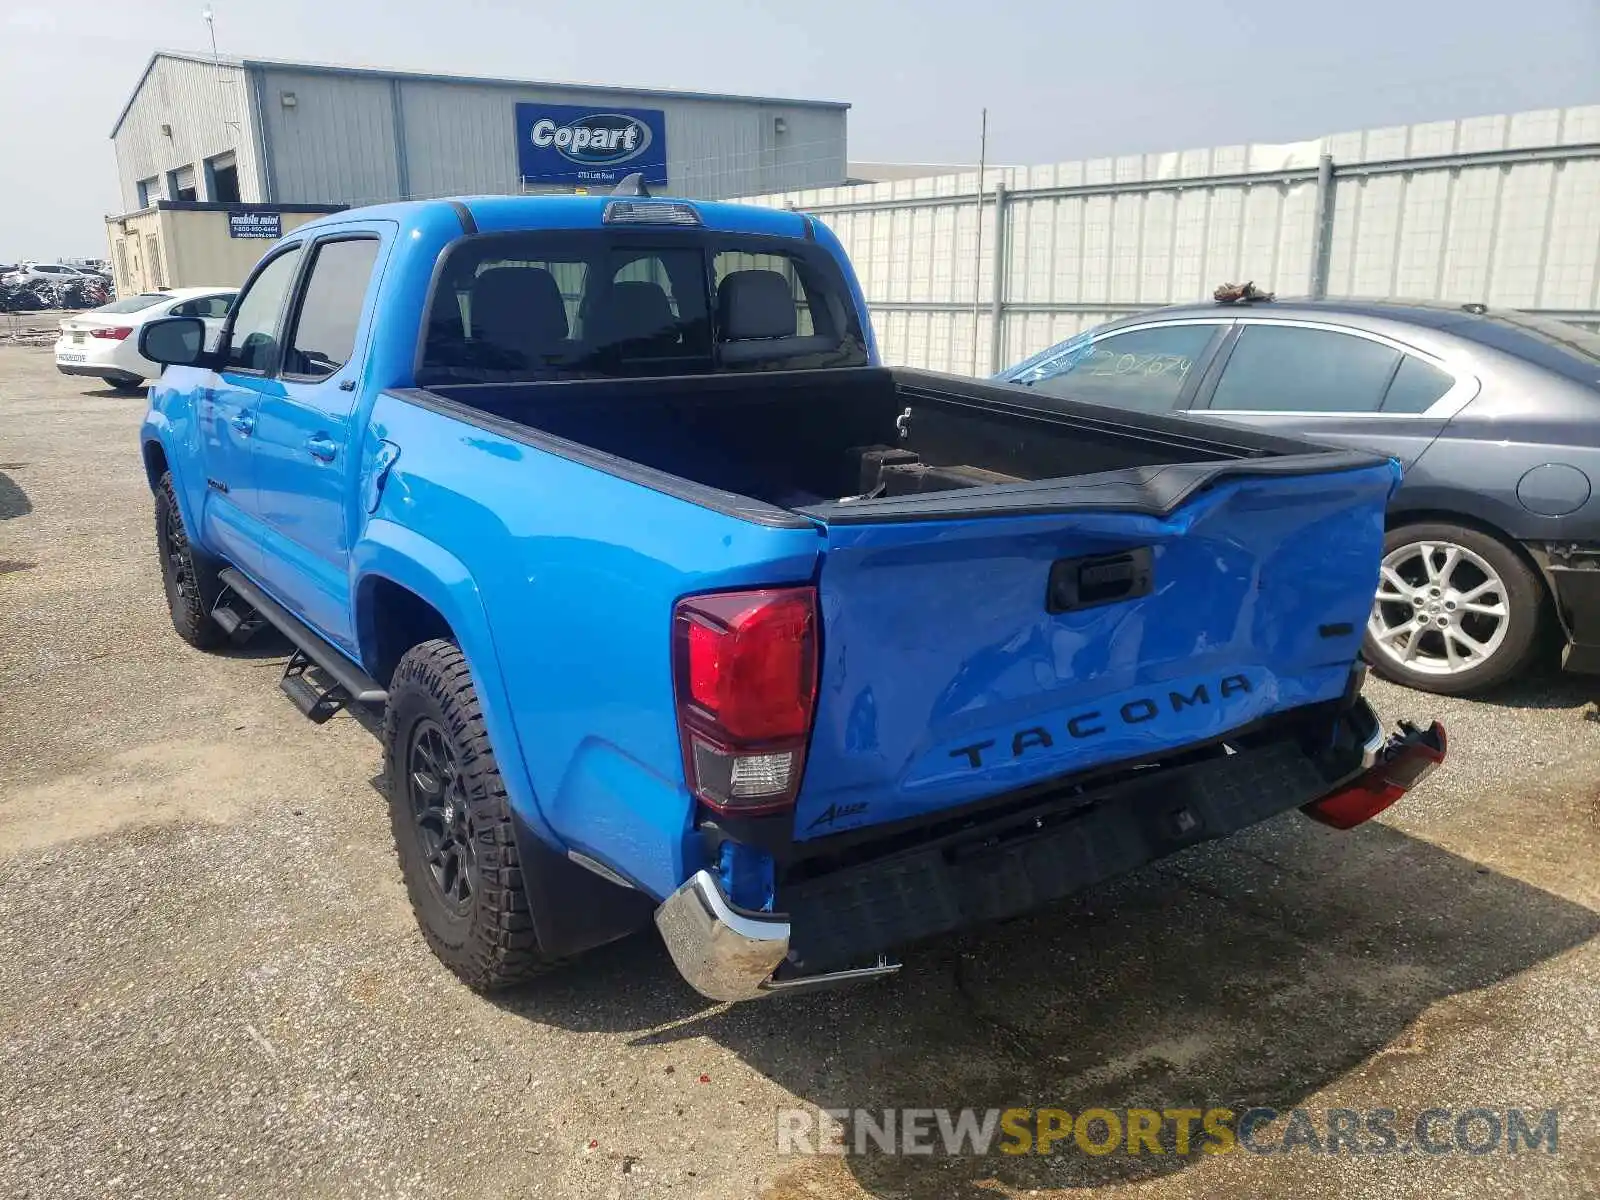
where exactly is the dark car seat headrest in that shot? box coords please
[471,266,569,358]
[596,280,676,345]
[717,270,797,341]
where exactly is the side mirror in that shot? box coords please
[139,316,211,368]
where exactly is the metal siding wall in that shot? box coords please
[661,100,762,198]
[742,104,1600,372]
[374,80,846,202]
[257,70,400,206]
[114,55,261,210]
[400,81,527,198]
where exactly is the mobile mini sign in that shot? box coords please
[515,103,668,189]
[227,211,281,240]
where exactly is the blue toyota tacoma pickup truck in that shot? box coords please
[136,189,1445,1001]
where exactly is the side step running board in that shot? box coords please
[280,649,351,724]
[210,591,267,644]
[217,569,388,721]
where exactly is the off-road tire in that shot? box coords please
[383,638,557,990]
[1363,521,1545,696]
[154,471,226,651]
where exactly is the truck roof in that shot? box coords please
[293,194,812,240]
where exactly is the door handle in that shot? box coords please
[229,412,255,436]
[305,435,339,462]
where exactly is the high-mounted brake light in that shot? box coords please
[603,200,702,226]
[673,587,818,815]
[91,326,133,340]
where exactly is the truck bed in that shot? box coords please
[401,366,1382,523]
[381,366,1399,851]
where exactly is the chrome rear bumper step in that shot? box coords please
[654,870,899,1002]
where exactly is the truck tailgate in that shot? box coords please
[792,459,1398,840]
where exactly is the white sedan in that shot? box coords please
[55,287,236,392]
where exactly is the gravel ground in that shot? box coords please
[1,345,1596,1200]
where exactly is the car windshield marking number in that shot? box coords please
[1083,349,1192,379]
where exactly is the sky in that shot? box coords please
[1,0,1596,258]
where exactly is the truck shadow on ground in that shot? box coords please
[0,469,32,520]
[488,813,1598,1197]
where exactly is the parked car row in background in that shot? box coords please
[54,287,236,391]
[999,298,1600,696]
[2,262,116,313]
[2,262,112,286]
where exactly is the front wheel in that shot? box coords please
[383,639,559,990]
[1363,522,1544,695]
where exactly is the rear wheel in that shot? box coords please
[1364,522,1544,695]
[154,472,226,651]
[383,639,559,990]
[108,379,145,394]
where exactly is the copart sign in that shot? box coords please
[515,103,668,188]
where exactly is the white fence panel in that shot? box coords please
[740,104,1600,369]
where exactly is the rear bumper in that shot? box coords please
[778,699,1425,976]
[655,697,1440,999]
[654,871,903,1002]
[55,362,142,385]
[655,871,790,1002]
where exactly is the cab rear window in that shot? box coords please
[417,230,868,384]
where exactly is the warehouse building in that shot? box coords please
[110,51,850,213]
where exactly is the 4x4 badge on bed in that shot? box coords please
[808,801,868,831]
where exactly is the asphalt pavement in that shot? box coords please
[1,345,1595,1199]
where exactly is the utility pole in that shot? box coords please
[971,107,987,375]
[203,7,231,153]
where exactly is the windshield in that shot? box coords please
[418,229,868,384]
[1001,326,1103,383]
[94,294,167,314]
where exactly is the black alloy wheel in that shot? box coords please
[407,717,478,914]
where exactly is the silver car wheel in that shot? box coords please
[1368,540,1511,676]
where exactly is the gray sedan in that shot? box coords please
[998,299,1600,696]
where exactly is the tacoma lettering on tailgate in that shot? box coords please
[947,674,1254,770]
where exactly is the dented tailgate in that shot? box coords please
[792,461,1399,840]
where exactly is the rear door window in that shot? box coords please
[1209,325,1400,413]
[170,294,235,319]
[1382,355,1455,413]
[1024,324,1218,413]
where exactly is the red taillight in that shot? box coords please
[90,326,133,340]
[1302,721,1447,830]
[674,587,818,815]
